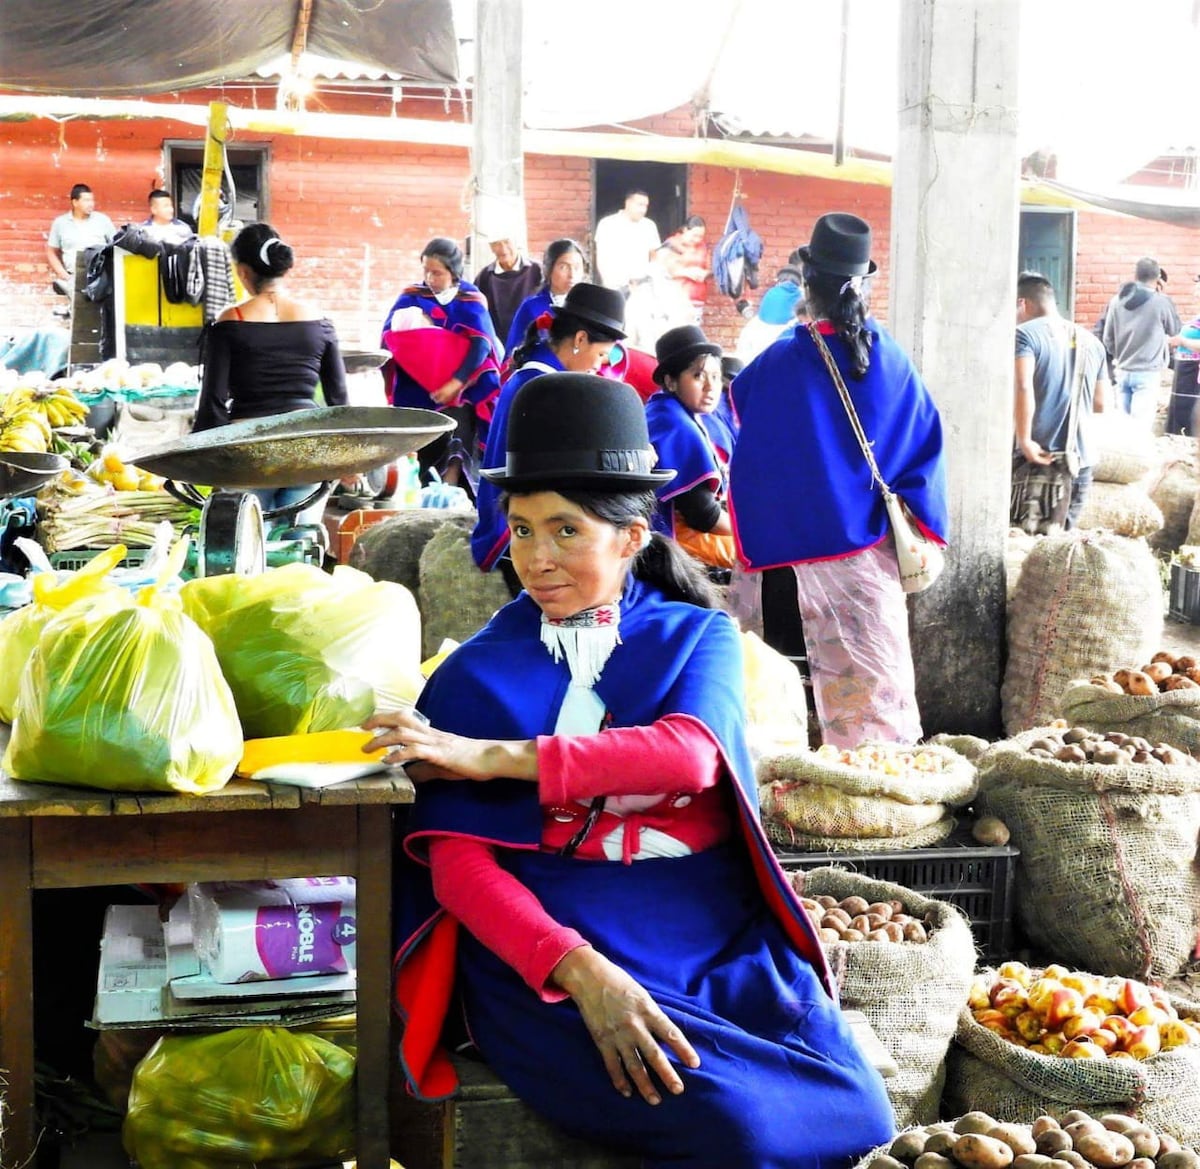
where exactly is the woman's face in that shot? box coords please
[422,256,456,293]
[559,332,615,373]
[668,354,722,415]
[507,492,644,620]
[548,250,585,295]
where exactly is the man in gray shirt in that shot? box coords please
[1102,255,1181,428]
[1015,272,1110,528]
[46,182,115,297]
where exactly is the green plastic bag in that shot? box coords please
[123,1027,355,1169]
[180,561,424,739]
[0,545,127,722]
[3,545,242,793]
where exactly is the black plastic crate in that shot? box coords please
[1169,562,1200,623]
[775,832,1019,963]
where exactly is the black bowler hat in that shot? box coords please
[797,212,877,278]
[652,324,723,385]
[558,282,627,339]
[481,372,675,492]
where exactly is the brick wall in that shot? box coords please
[2,88,1197,359]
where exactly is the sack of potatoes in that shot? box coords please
[858,1110,1200,1169]
[1060,653,1200,760]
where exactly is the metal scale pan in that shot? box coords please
[0,452,69,504]
[126,406,454,577]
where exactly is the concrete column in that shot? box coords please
[889,0,1021,736]
[471,0,525,276]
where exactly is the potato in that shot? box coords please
[973,816,1011,846]
[1164,674,1200,692]
[1126,1159,1155,1169]
[925,1133,960,1157]
[1098,1115,1138,1135]
[1030,737,1061,753]
[1157,1136,1182,1157]
[1143,662,1173,683]
[1051,1153,1090,1169]
[867,929,892,942]
[1012,1157,1055,1169]
[903,921,929,943]
[1074,1132,1134,1169]
[823,908,851,927]
[850,914,873,933]
[1034,1131,1072,1157]
[1030,1118,1061,1139]
[1152,651,1179,666]
[954,1113,1001,1136]
[1090,674,1124,694]
[951,1133,1015,1169]
[1063,1119,1105,1143]
[988,1125,1037,1157]
[1047,1161,1082,1169]
[1129,736,1153,753]
[868,901,895,921]
[883,921,905,943]
[1125,1131,1158,1160]
[800,897,823,913]
[1055,744,1087,764]
[1156,1152,1200,1169]
[916,1154,956,1169]
[1113,668,1135,690]
[818,927,842,944]
[841,928,865,942]
[1060,1111,1093,1126]
[1063,726,1091,743]
[816,895,839,909]
[1176,655,1198,671]
[1131,749,1152,764]
[1125,671,1157,697]
[840,895,870,916]
[1187,668,1200,686]
[866,913,889,930]
[891,1131,930,1163]
[869,1157,910,1169]
[1091,744,1123,765]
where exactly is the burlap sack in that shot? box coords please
[944,982,1200,1142]
[1001,531,1163,734]
[794,868,977,1129]
[1005,528,1040,603]
[349,508,476,598]
[761,784,947,839]
[1147,452,1198,552]
[417,522,513,660]
[1060,678,1200,755]
[1075,481,1163,538]
[767,815,957,853]
[976,729,1200,979]
[1090,413,1157,484]
[1186,493,1200,547]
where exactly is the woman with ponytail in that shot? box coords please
[193,221,347,523]
[375,372,894,1168]
[471,283,627,577]
[504,238,587,355]
[728,212,948,748]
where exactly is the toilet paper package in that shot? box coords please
[187,878,356,984]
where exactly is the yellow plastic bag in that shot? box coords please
[3,543,242,793]
[0,545,127,722]
[123,1027,355,1169]
[741,630,810,756]
[180,562,424,739]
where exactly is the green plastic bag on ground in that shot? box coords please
[3,544,242,793]
[0,545,127,722]
[123,1027,355,1169]
[180,561,424,739]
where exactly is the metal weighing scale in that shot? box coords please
[128,406,453,578]
[0,452,71,576]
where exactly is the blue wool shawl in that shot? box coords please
[469,344,564,570]
[393,576,831,1100]
[644,391,724,537]
[729,321,948,569]
[380,280,502,408]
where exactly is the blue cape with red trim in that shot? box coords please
[644,391,723,538]
[728,321,948,569]
[469,345,564,570]
[393,575,831,1100]
[381,280,502,408]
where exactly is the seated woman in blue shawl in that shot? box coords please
[380,236,503,494]
[644,324,736,570]
[369,373,895,1168]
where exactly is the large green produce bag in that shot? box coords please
[3,545,242,793]
[0,545,127,722]
[180,562,423,738]
[123,1027,354,1169]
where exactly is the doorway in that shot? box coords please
[592,160,689,251]
[1017,208,1076,317]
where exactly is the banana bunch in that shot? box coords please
[3,384,90,429]
[0,393,54,453]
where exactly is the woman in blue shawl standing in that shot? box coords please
[380,237,503,493]
[370,373,895,1168]
[728,213,948,748]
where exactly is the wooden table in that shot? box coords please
[0,724,413,1169]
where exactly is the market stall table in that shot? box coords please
[0,722,413,1169]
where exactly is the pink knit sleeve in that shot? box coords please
[537,712,724,808]
[428,835,587,1001]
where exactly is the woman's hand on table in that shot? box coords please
[362,709,537,783]
[551,945,699,1106]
